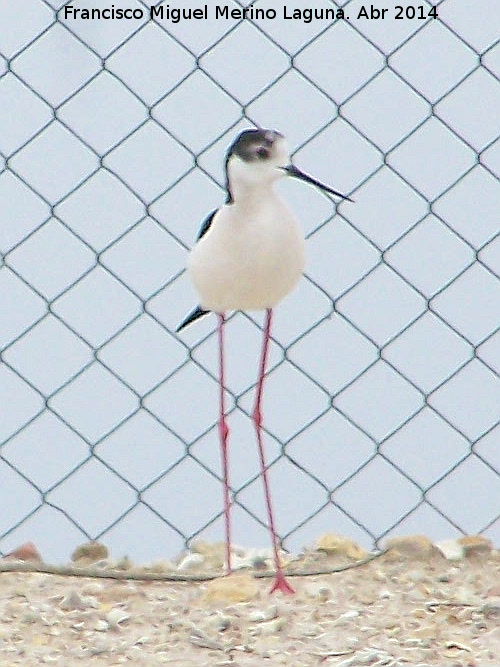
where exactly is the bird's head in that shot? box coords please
[225,128,352,203]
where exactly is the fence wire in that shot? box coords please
[1,0,500,560]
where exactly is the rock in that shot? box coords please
[482,597,500,618]
[248,604,278,622]
[81,582,104,596]
[144,560,175,573]
[106,608,130,630]
[3,542,42,562]
[315,534,368,560]
[232,546,276,570]
[258,617,286,635]
[114,556,133,570]
[458,535,493,556]
[201,574,259,603]
[94,619,109,632]
[435,539,465,561]
[177,553,205,571]
[60,589,99,611]
[191,540,226,557]
[384,535,439,559]
[71,541,108,564]
[304,584,333,601]
[207,612,232,632]
[190,541,226,569]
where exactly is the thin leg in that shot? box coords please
[218,313,231,574]
[253,309,295,595]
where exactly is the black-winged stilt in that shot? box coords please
[177,128,351,594]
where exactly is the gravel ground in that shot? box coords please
[1,536,500,666]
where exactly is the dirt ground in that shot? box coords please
[1,537,500,666]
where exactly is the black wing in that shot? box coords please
[177,211,219,333]
[196,209,218,241]
[176,305,210,332]
[175,209,217,333]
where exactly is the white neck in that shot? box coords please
[229,180,277,207]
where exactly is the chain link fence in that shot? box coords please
[1,0,500,563]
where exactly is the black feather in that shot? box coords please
[176,305,210,332]
[177,211,218,333]
[196,209,217,241]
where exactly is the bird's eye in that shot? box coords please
[256,147,269,159]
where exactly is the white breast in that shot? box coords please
[187,194,305,312]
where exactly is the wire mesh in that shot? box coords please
[1,0,500,561]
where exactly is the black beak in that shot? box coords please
[281,164,353,202]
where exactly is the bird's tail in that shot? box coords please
[176,305,210,332]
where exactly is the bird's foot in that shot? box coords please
[269,571,295,595]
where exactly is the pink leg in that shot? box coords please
[218,313,231,574]
[253,309,295,595]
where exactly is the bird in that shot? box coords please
[177,128,351,594]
